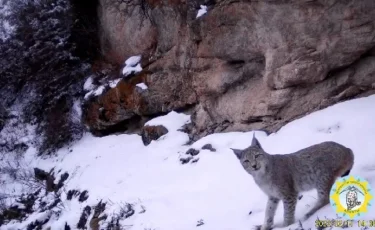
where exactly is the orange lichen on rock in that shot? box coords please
[84,71,151,132]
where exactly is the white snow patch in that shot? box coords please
[122,55,143,76]
[125,55,142,67]
[109,78,121,88]
[93,85,105,96]
[0,20,15,41]
[83,91,93,100]
[83,76,95,91]
[4,211,50,230]
[0,1,15,41]
[136,82,148,90]
[122,64,142,77]
[145,111,190,132]
[13,202,26,209]
[3,95,375,229]
[71,99,82,123]
[84,85,106,100]
[196,5,207,18]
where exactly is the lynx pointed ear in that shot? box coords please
[230,148,243,159]
[251,133,263,149]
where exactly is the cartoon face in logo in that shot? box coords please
[343,186,363,210]
[330,175,373,219]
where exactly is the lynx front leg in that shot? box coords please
[304,183,331,220]
[255,197,280,230]
[282,196,297,227]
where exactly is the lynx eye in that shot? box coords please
[243,160,250,166]
[255,154,261,158]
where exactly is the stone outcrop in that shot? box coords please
[84,0,375,139]
[141,125,169,145]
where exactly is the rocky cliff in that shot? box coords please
[84,0,375,140]
[1,1,375,154]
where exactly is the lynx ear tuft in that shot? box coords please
[251,133,263,149]
[230,148,243,159]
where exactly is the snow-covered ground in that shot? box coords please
[2,94,375,230]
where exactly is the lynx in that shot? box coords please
[231,134,354,230]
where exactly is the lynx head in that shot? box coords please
[230,134,268,173]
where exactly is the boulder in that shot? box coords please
[201,144,216,152]
[186,148,200,156]
[141,125,169,146]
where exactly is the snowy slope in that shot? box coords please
[2,94,375,230]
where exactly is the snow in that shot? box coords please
[93,85,105,96]
[109,78,121,88]
[0,0,15,41]
[84,76,120,99]
[136,83,148,90]
[196,5,208,18]
[123,55,143,76]
[84,85,106,100]
[123,64,142,77]
[3,94,375,229]
[125,55,142,67]
[83,91,93,100]
[5,211,50,230]
[71,99,82,124]
[13,202,26,209]
[83,76,95,91]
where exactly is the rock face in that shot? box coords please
[84,0,375,139]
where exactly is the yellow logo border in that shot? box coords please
[330,175,373,219]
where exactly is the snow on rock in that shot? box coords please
[145,111,190,132]
[3,95,375,229]
[93,85,105,96]
[122,64,142,77]
[109,78,121,88]
[196,5,208,18]
[136,82,148,90]
[125,55,142,67]
[83,91,93,100]
[122,55,143,77]
[83,76,95,91]
[84,85,106,100]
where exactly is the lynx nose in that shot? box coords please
[251,164,257,169]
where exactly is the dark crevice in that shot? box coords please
[227,60,245,65]
[69,0,101,61]
[91,102,197,137]
[227,60,246,69]
[326,65,352,79]
[326,46,375,80]
[174,103,197,114]
[92,116,142,137]
[358,46,375,58]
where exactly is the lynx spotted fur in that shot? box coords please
[231,134,354,230]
